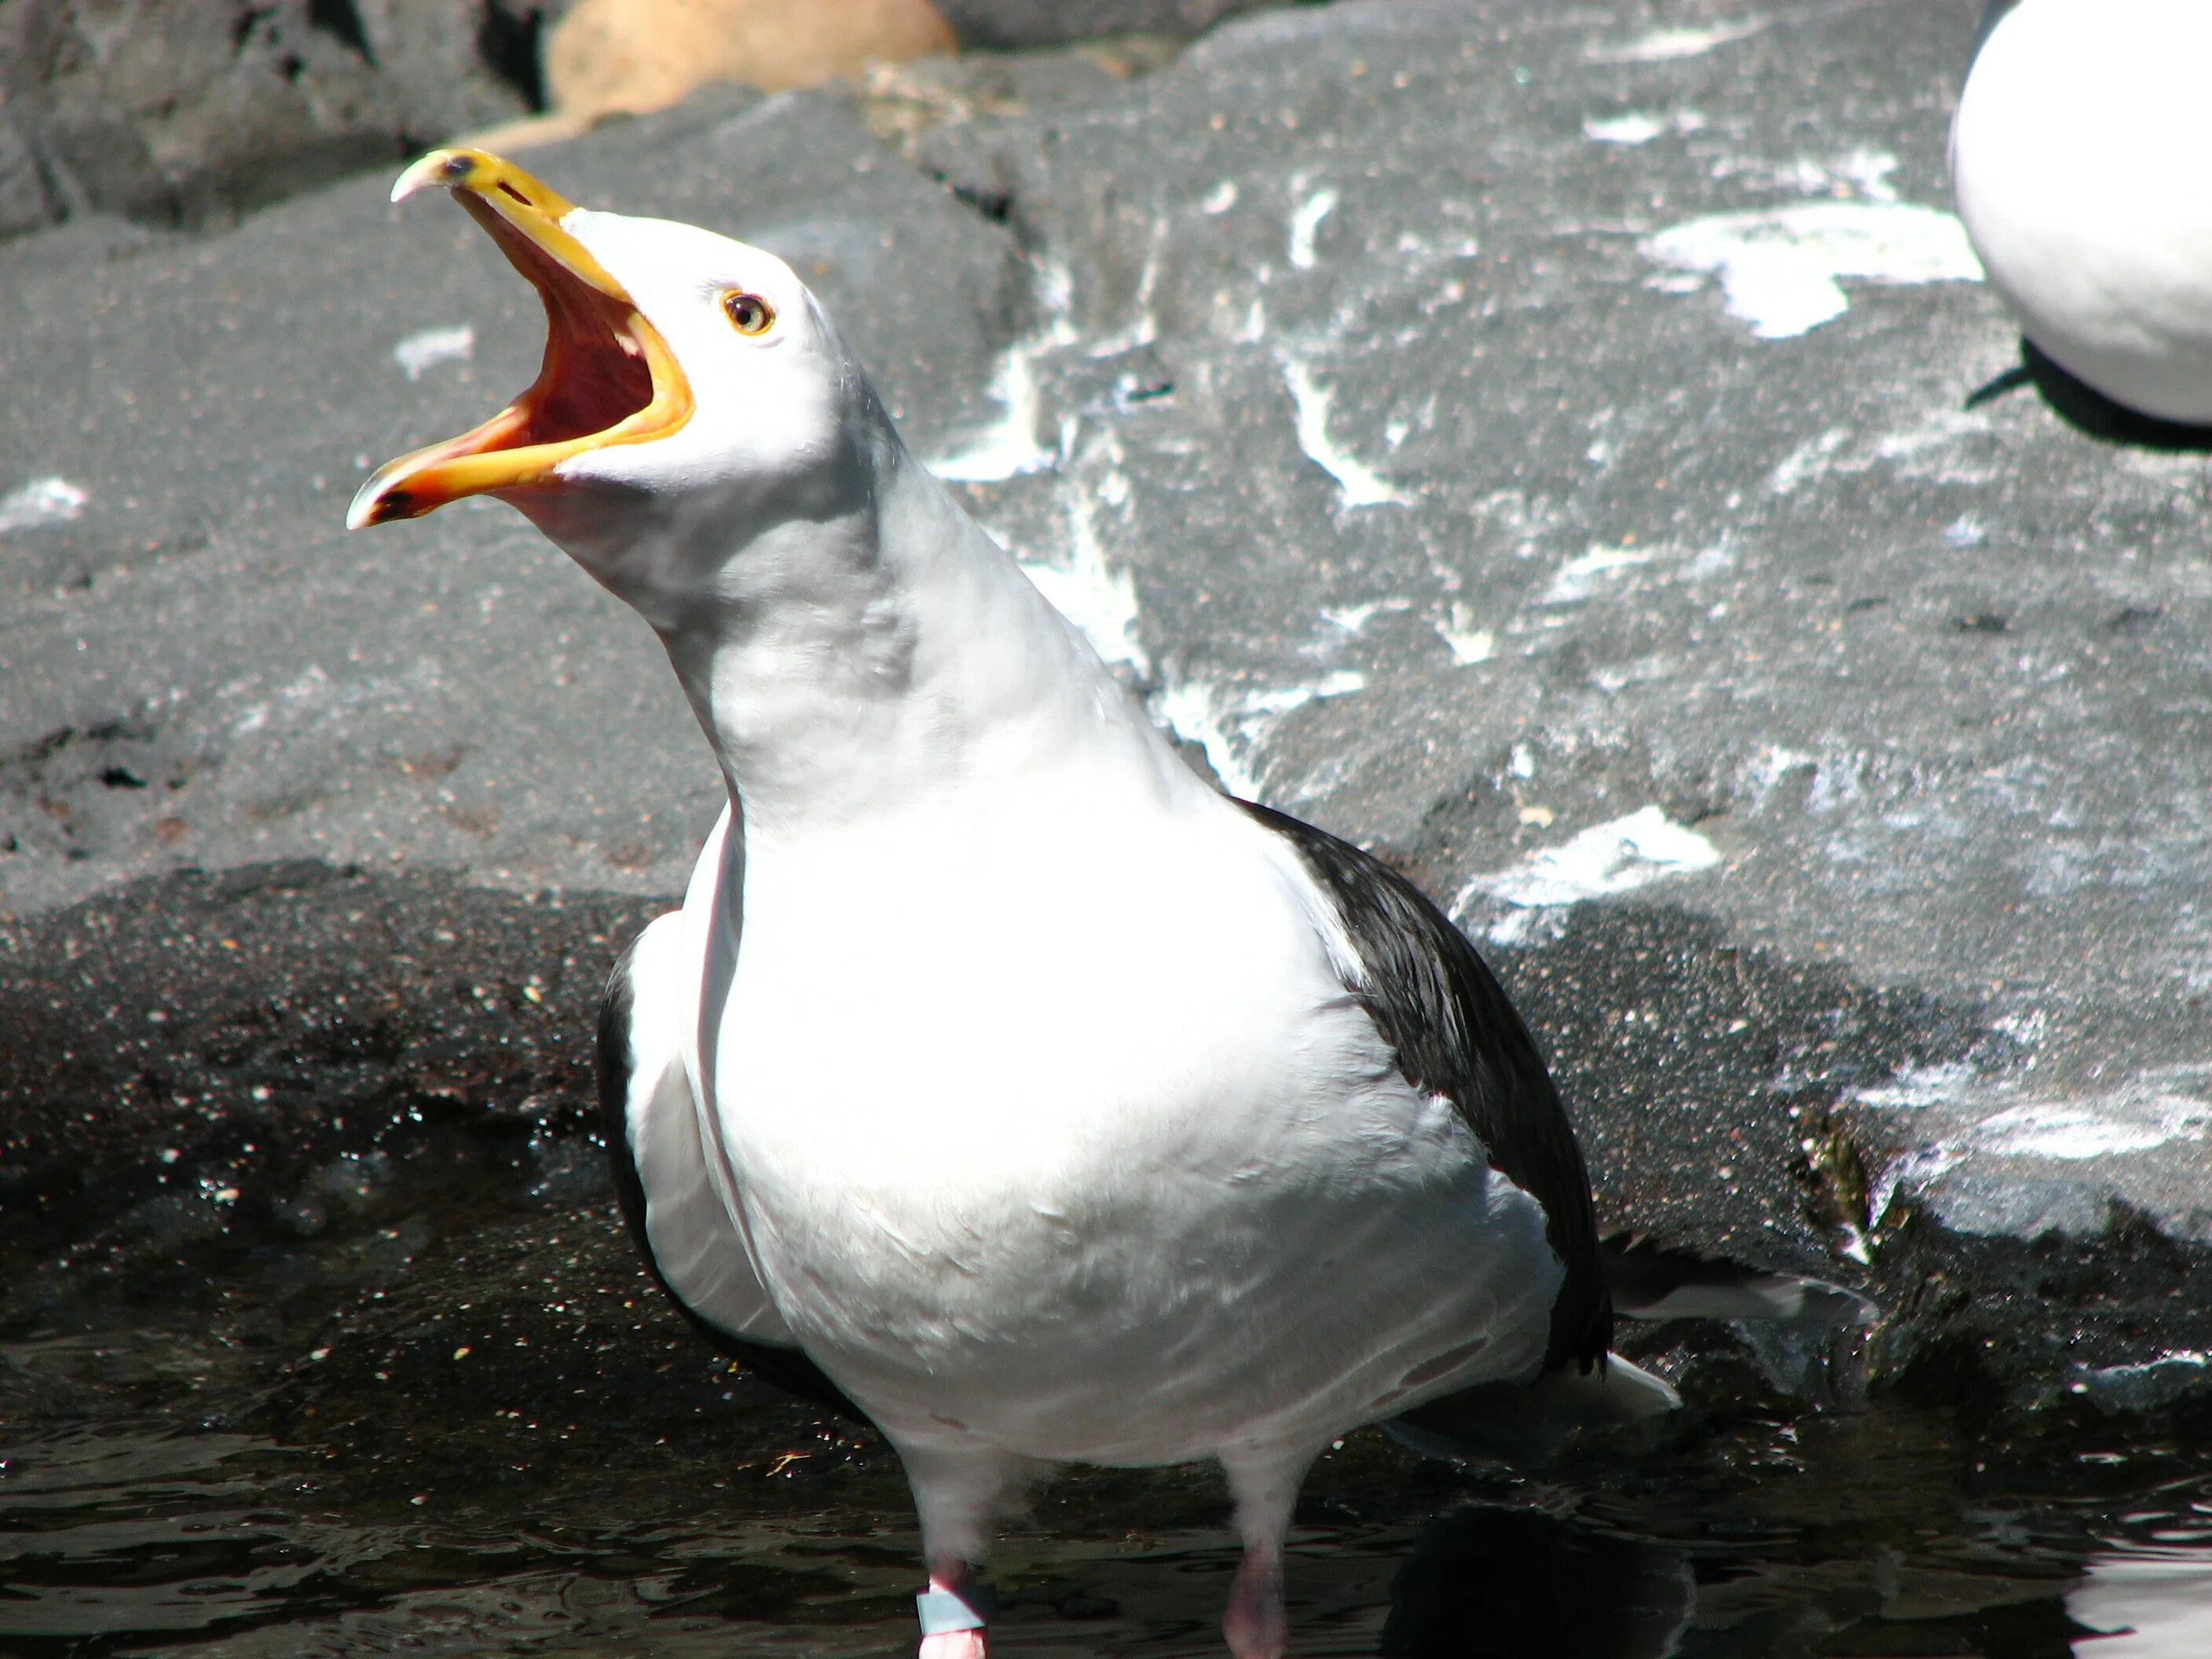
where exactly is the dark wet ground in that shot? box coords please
[7,1103,2212,1659]
[3,869,2209,1655]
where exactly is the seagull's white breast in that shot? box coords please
[1953,0,2212,419]
[694,778,1560,1465]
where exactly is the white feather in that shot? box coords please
[703,787,1565,1465]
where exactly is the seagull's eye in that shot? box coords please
[723,291,775,335]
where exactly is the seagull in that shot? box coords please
[350,149,1717,1659]
[1952,0,2212,423]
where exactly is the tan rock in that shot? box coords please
[550,0,954,120]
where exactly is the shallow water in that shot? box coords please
[5,1134,2210,1658]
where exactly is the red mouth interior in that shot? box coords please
[461,192,655,450]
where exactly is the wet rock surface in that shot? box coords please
[8,0,2212,1646]
[0,860,660,1299]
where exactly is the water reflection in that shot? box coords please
[0,1426,378,1649]
[9,1168,2212,1657]
[2063,1470,2212,1658]
[2071,1550,2212,1657]
[9,1410,2212,1657]
[1383,1507,1691,1658]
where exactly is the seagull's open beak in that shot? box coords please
[347,149,694,529]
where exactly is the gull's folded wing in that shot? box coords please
[599,913,866,1420]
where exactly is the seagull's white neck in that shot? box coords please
[518,425,1182,842]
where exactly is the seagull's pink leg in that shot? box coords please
[1219,1449,1313,1659]
[918,1559,990,1659]
[1221,1542,1287,1659]
[901,1445,1019,1659]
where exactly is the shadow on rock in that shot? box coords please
[243,1200,899,1525]
[1485,899,1998,1273]
[0,860,665,1333]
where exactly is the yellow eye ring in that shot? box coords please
[723,291,775,335]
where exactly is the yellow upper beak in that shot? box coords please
[346,149,693,530]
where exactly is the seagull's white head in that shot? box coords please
[346,149,1148,826]
[349,150,882,601]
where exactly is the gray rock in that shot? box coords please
[0,83,1021,914]
[9,0,2212,1407]
[357,0,562,136]
[2075,1348,2212,1414]
[0,110,57,236]
[936,0,1290,49]
[841,35,1182,156]
[0,0,542,239]
[904,0,2212,1261]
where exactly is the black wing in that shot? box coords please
[1243,801,1611,1374]
[597,935,869,1422]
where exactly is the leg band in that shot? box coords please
[916,1580,997,1634]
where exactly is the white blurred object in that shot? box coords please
[1951,0,2212,421]
[392,324,474,382]
[2069,1550,2212,1657]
